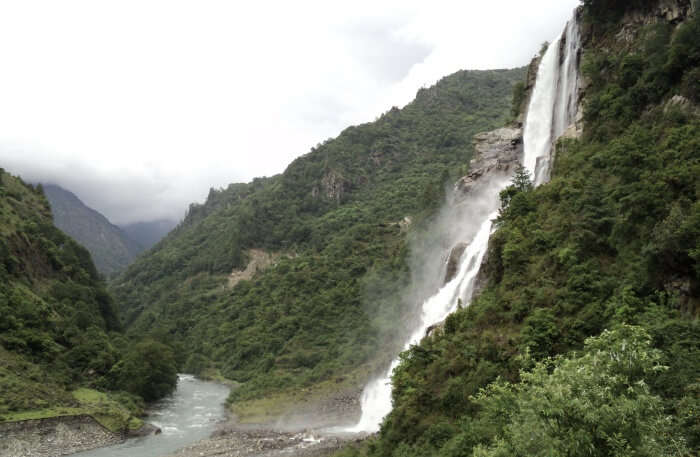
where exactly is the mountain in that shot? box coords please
[110,68,527,418]
[339,2,699,456]
[43,184,144,276]
[0,170,177,431]
[120,219,177,251]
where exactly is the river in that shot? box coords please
[73,374,229,457]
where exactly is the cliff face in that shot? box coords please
[454,128,522,199]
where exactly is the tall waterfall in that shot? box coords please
[523,17,581,185]
[347,14,581,434]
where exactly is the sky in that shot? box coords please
[0,0,580,225]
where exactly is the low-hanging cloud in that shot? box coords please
[0,0,579,225]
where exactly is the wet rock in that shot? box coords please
[127,422,161,437]
[444,242,467,283]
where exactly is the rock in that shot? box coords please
[620,0,693,27]
[560,122,582,140]
[664,94,696,114]
[127,422,161,437]
[312,170,349,202]
[444,243,467,283]
[615,1,693,46]
[454,127,522,197]
[228,249,282,289]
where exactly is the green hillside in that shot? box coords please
[111,68,526,405]
[0,171,176,430]
[338,3,699,457]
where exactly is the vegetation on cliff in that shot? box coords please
[337,3,699,456]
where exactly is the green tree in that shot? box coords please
[472,326,686,457]
[497,164,533,223]
[108,340,177,401]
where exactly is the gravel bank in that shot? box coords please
[0,415,122,457]
[168,427,366,457]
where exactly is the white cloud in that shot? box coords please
[0,0,580,224]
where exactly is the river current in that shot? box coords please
[73,374,229,457]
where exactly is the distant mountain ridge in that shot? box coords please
[43,184,144,276]
[120,219,177,251]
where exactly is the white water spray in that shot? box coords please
[348,13,581,434]
[347,211,499,433]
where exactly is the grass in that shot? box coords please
[1,407,84,422]
[73,388,143,432]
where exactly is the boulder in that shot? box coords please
[444,242,468,283]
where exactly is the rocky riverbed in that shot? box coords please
[167,386,366,457]
[168,425,365,457]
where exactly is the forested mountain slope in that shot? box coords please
[43,184,143,276]
[120,219,177,251]
[111,68,526,407]
[0,170,176,431]
[338,2,699,456]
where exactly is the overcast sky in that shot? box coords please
[0,0,580,225]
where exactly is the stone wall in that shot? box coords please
[0,415,121,457]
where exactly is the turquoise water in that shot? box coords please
[72,375,229,457]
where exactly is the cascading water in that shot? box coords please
[523,16,581,185]
[347,13,581,434]
[347,212,498,433]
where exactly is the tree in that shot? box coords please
[497,164,533,224]
[472,325,687,457]
[108,340,177,401]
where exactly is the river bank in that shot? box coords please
[0,374,367,457]
[168,426,366,457]
[0,415,122,457]
[0,375,229,457]
[165,383,367,457]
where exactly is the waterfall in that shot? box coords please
[523,16,581,185]
[347,211,499,433]
[347,13,581,434]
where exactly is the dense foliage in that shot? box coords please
[337,5,699,457]
[111,68,526,401]
[0,171,176,425]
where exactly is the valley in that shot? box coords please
[1,1,698,456]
